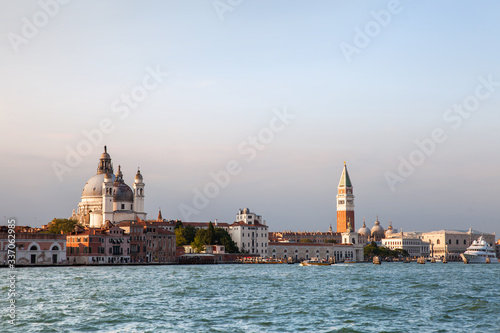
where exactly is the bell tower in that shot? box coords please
[133,168,146,220]
[336,162,355,233]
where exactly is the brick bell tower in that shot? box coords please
[336,162,355,233]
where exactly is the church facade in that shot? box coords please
[71,147,147,228]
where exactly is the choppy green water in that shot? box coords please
[3,262,500,332]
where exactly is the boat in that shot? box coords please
[373,256,381,265]
[299,260,331,266]
[460,236,499,264]
[343,258,356,264]
[417,257,426,264]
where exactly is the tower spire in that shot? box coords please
[336,162,355,233]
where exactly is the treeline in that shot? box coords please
[43,218,81,234]
[364,241,409,258]
[175,221,239,253]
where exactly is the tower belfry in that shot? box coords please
[336,162,355,233]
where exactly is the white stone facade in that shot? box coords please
[269,242,364,263]
[381,238,430,258]
[420,229,495,260]
[228,208,268,256]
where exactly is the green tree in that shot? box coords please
[207,222,215,245]
[43,218,80,234]
[299,238,313,243]
[184,225,197,244]
[175,221,183,229]
[214,228,239,253]
[191,229,208,253]
[175,228,187,247]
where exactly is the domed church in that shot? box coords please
[71,146,147,228]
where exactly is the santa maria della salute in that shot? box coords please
[70,146,147,228]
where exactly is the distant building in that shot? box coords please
[337,162,355,233]
[228,208,269,256]
[269,225,341,244]
[421,229,495,260]
[71,146,146,228]
[0,226,66,265]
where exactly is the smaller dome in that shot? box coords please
[113,165,133,202]
[385,221,394,238]
[357,219,371,238]
[371,217,385,238]
[114,183,134,202]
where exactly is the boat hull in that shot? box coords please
[461,254,499,264]
[299,261,331,266]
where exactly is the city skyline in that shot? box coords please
[1,1,500,237]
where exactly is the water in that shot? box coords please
[3,263,500,332]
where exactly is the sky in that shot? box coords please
[1,1,499,237]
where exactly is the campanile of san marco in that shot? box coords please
[336,162,355,233]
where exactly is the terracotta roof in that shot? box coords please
[229,221,268,228]
[182,222,230,228]
[269,242,353,247]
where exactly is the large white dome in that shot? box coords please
[82,173,115,198]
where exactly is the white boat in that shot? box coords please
[460,236,499,264]
[299,260,331,266]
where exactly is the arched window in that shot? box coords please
[30,245,37,251]
[437,239,440,245]
[52,246,59,251]
[464,239,466,245]
[456,239,459,245]
[448,239,451,245]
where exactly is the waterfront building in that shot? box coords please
[270,224,364,263]
[337,162,355,233]
[117,218,177,263]
[228,208,269,256]
[142,222,176,263]
[421,229,495,260]
[269,242,364,263]
[0,226,66,265]
[67,224,131,264]
[71,146,147,228]
[381,238,430,258]
[496,240,500,259]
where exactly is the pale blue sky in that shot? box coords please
[1,1,499,237]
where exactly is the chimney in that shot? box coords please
[214,219,218,226]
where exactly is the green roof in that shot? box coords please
[338,163,352,187]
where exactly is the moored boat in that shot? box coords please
[460,236,499,264]
[299,260,331,266]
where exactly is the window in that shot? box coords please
[121,204,125,209]
[464,239,466,245]
[30,245,37,251]
[448,239,451,245]
[437,239,440,245]
[456,239,459,245]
